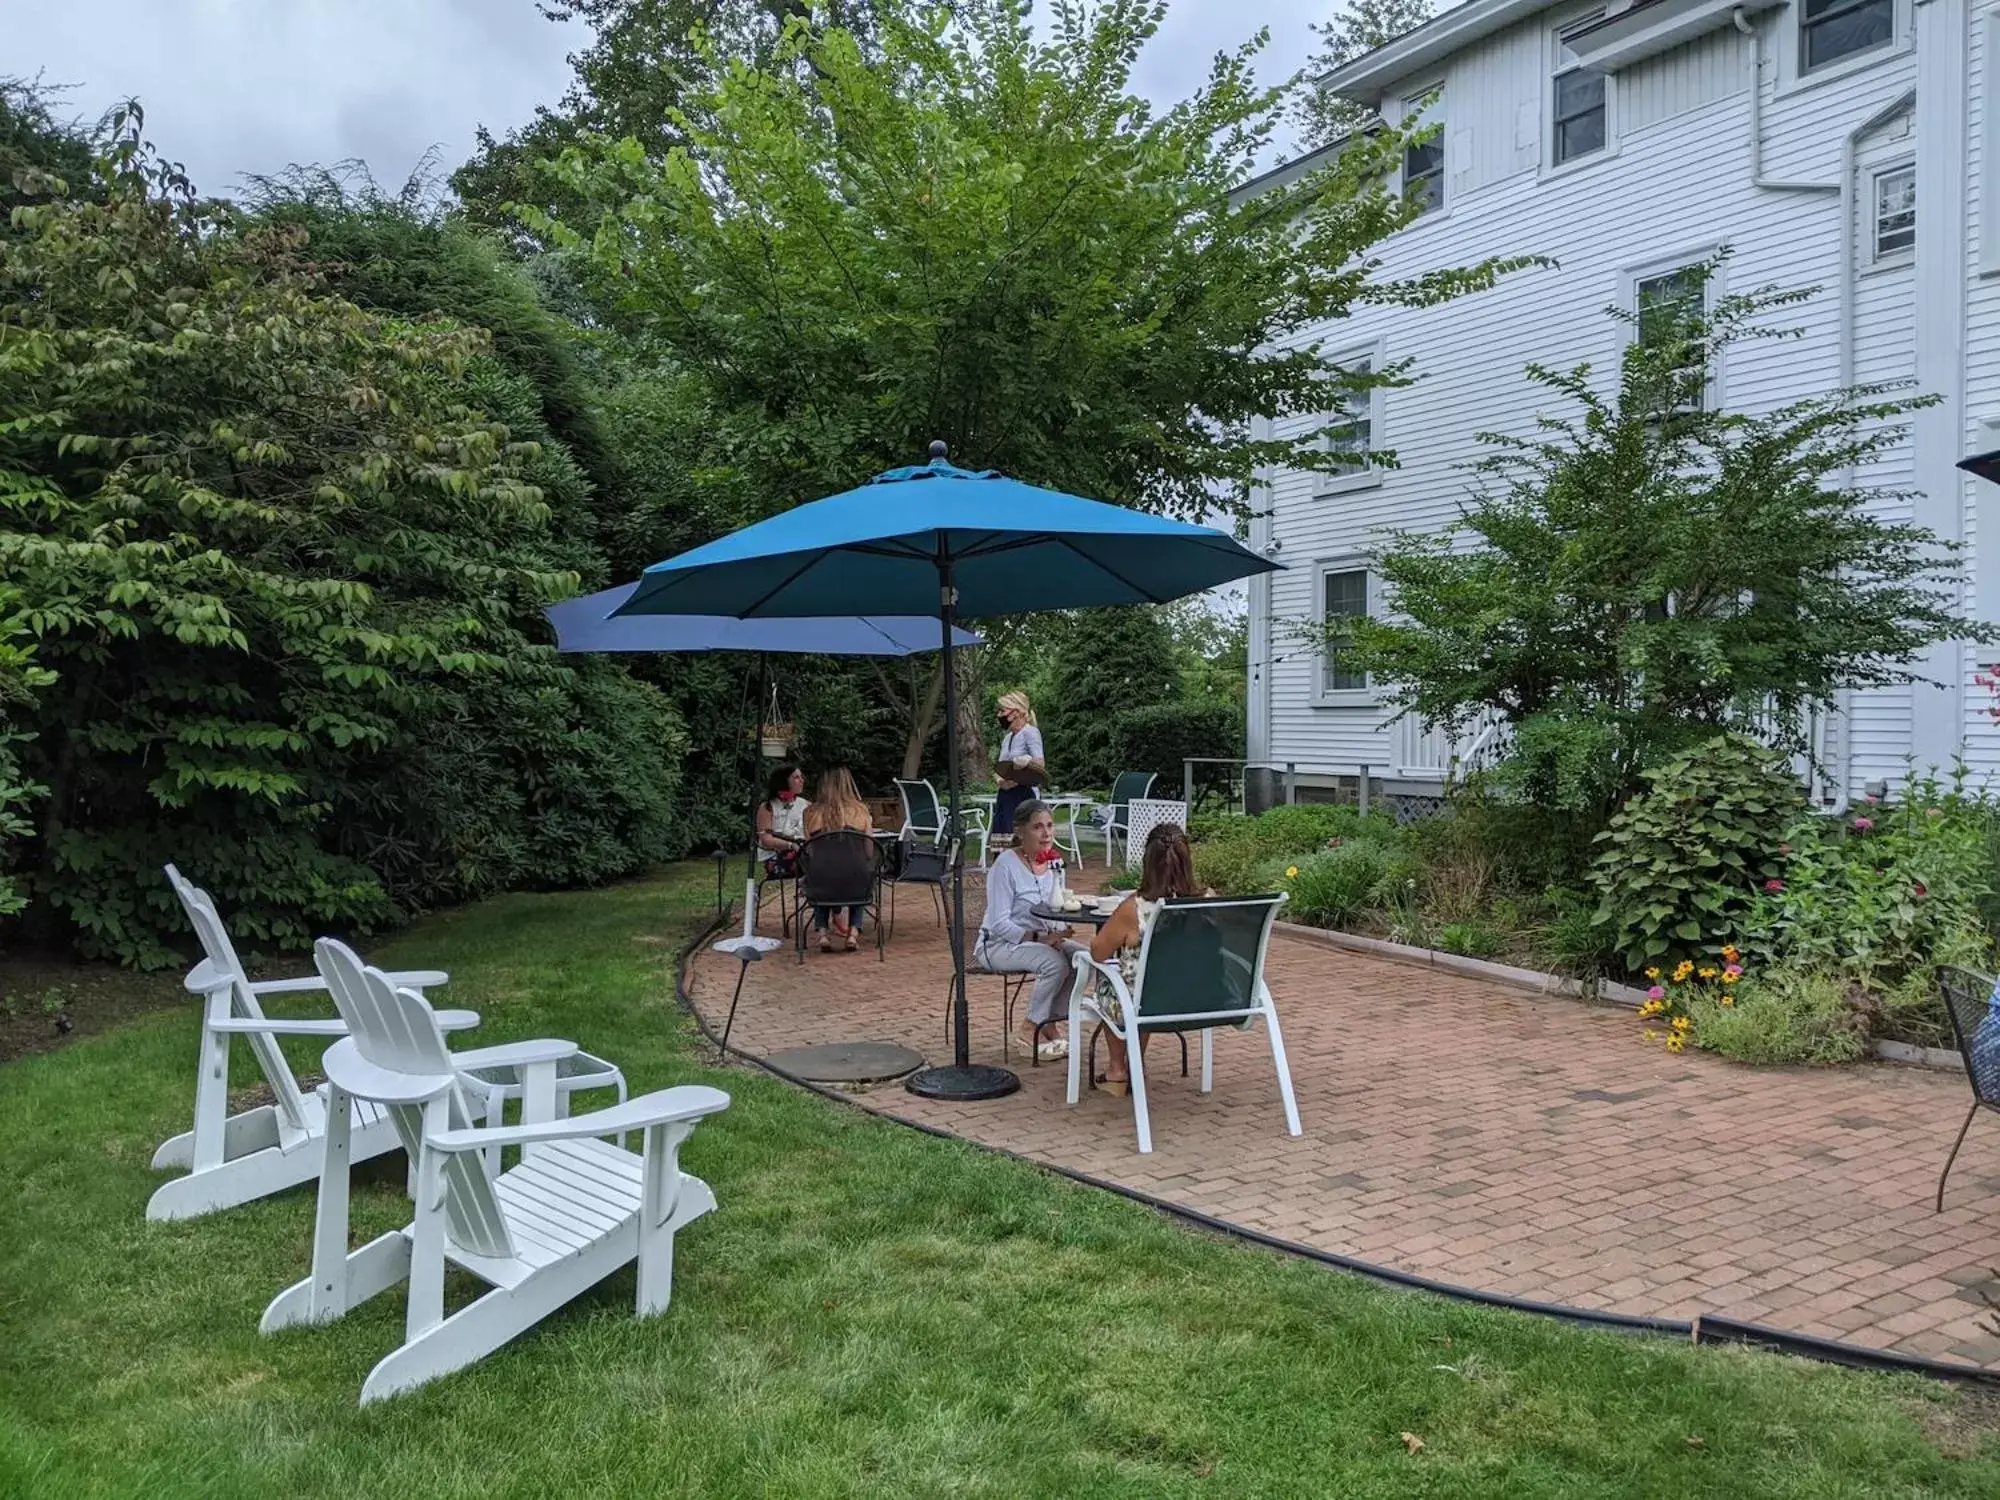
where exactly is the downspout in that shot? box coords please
[1740,8,1843,193]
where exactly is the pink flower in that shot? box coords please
[1863,794,1880,804]
[1723,964,1742,979]
[1913,881,1928,898]
[1647,986,1666,1000]
[1852,816,1873,831]
[1764,878,1785,893]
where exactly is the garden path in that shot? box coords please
[684,883,2000,1368]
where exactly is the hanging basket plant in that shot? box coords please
[759,683,793,758]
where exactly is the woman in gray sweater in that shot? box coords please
[976,798,1082,1061]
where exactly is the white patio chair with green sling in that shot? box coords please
[262,942,729,1405]
[147,866,625,1220]
[1064,893,1301,1154]
[1097,771,1157,866]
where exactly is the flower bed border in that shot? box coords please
[1272,921,1964,1075]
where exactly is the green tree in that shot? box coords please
[533,0,1515,781]
[1349,275,1989,824]
[1029,607,1184,787]
[1295,0,1436,150]
[0,108,681,961]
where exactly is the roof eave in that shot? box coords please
[1314,0,1554,104]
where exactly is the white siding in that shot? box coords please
[1257,2,1977,801]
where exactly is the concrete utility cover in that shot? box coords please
[769,1041,924,1083]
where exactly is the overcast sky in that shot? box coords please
[10,0,1327,200]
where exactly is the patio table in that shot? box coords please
[1029,897,1124,929]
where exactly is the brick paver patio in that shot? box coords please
[686,881,2000,1368]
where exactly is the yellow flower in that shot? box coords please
[1641,1029,1660,1041]
[1285,866,1299,880]
[1721,945,1740,963]
[1666,1034,1686,1053]
[1671,1016,1692,1032]
[1720,971,1738,984]
[1644,967,1661,980]
[1720,995,1736,1007]
[1673,961,1694,982]
[1698,966,1718,980]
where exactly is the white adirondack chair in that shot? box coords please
[148,866,625,1220]
[262,941,729,1405]
[1066,894,1302,1154]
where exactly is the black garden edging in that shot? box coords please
[673,909,2000,1387]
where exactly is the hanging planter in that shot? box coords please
[759,682,793,759]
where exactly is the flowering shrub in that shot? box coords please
[1634,947,1744,1053]
[1741,770,1995,993]
[1268,840,1416,926]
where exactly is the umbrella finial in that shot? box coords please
[928,439,948,465]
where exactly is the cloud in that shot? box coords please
[10,0,1324,198]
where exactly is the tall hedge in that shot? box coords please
[0,113,681,963]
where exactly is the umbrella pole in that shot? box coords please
[742,652,768,939]
[906,556,1020,1102]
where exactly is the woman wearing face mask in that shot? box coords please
[755,764,809,879]
[976,799,1080,1061]
[990,691,1045,847]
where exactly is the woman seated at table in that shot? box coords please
[1088,822,1207,1095]
[756,764,810,879]
[804,767,874,952]
[976,798,1082,1061]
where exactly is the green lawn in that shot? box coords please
[2,868,1997,1498]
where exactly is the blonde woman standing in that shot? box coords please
[991,690,1046,843]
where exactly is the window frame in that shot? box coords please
[1869,161,1916,266]
[1798,0,1897,76]
[1398,84,1446,218]
[1778,0,1909,94]
[1547,12,1614,174]
[1313,559,1378,707]
[1313,342,1387,498]
[1619,248,1725,413]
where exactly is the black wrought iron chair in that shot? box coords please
[792,830,884,964]
[887,834,952,939]
[1935,965,2000,1211]
[946,960,1031,1064]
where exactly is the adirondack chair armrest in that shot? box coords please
[250,968,450,996]
[449,1038,580,1074]
[208,1015,351,1037]
[429,1085,731,1153]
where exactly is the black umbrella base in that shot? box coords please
[905,1063,1021,1101]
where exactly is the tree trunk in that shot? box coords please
[956,674,990,784]
[899,659,945,781]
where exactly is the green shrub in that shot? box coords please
[1688,970,1870,1067]
[1272,840,1407,927]
[1102,700,1243,798]
[1741,771,1996,992]
[1537,888,1619,981]
[1590,733,1803,973]
[1194,803,1401,896]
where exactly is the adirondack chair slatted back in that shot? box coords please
[313,940,514,1260]
[1939,966,2000,1106]
[166,864,313,1133]
[1108,771,1156,821]
[896,779,942,836]
[1131,895,1287,1032]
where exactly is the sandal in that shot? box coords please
[1092,1072,1130,1097]
[1033,1036,1070,1062]
[843,932,859,952]
[818,935,836,953]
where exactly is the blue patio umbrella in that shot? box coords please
[547,582,984,655]
[620,443,1281,1101]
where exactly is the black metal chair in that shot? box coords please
[1935,965,2000,1211]
[888,835,952,940]
[946,961,1032,1063]
[792,829,884,964]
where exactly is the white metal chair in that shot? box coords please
[261,942,729,1404]
[147,866,623,1220]
[1065,894,1301,1154]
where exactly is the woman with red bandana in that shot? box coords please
[755,764,810,879]
[975,798,1081,1060]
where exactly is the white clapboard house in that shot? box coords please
[1242,0,2000,811]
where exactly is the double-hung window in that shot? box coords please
[1553,19,1608,166]
[1634,263,1710,414]
[1402,87,1444,215]
[1315,353,1383,494]
[1799,0,1894,73]
[1320,567,1371,696]
[1872,165,1915,260]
